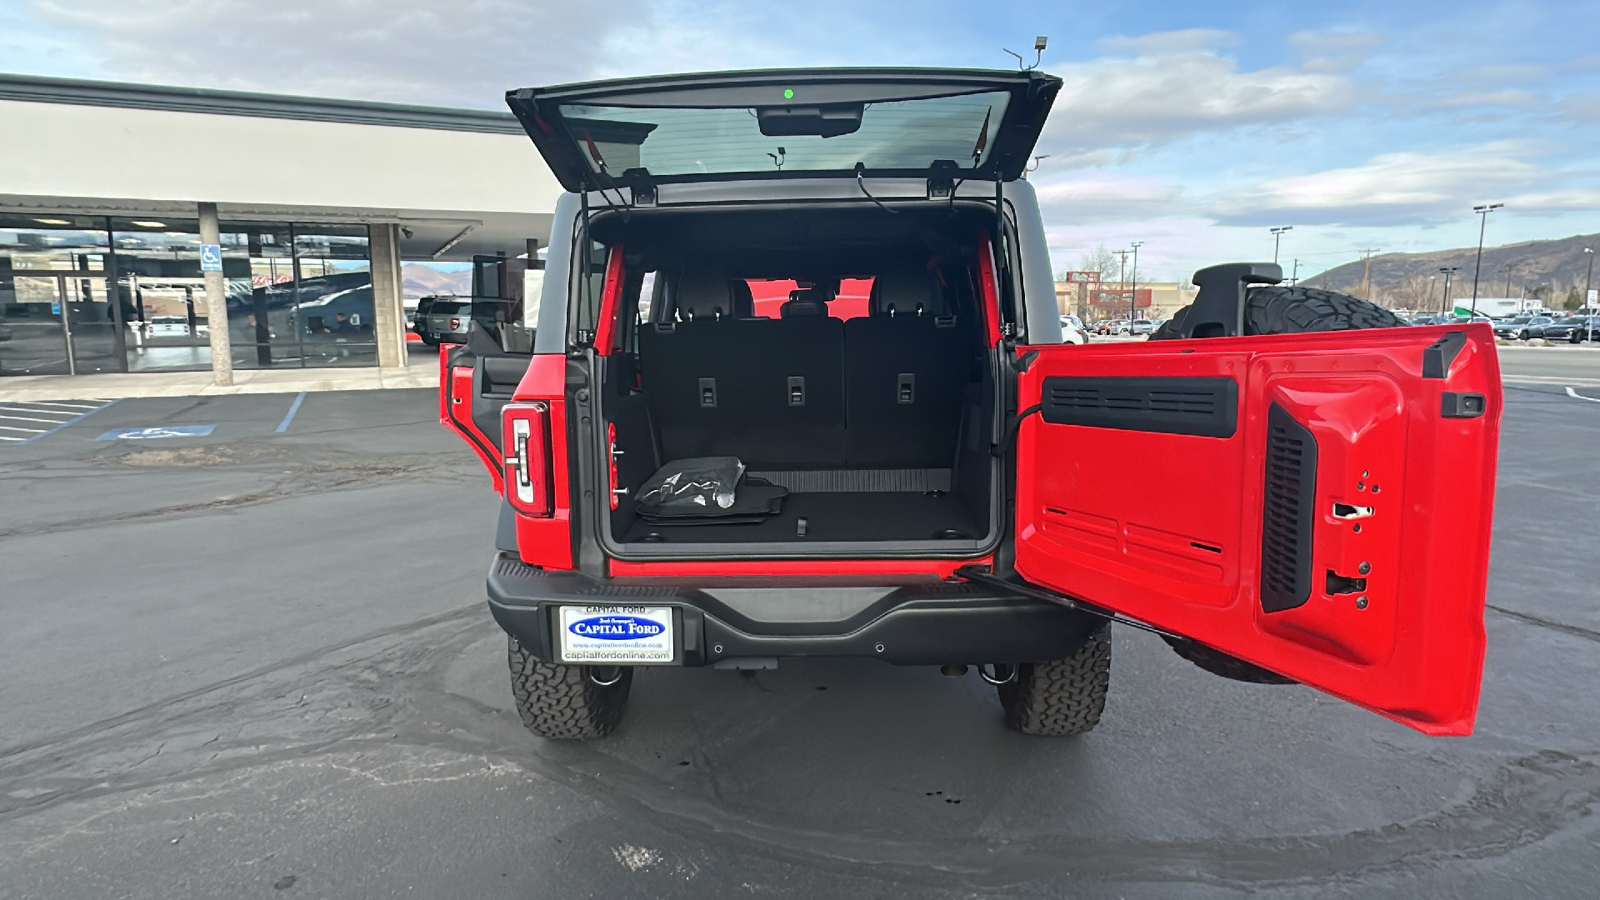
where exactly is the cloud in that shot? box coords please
[26,0,656,107]
[1036,31,1356,161]
[1207,142,1546,226]
[1287,30,1387,74]
[1433,89,1541,109]
[1030,174,1186,224]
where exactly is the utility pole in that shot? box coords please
[1439,267,1459,315]
[1500,260,1519,299]
[1270,226,1293,264]
[1129,241,1143,327]
[1289,258,1301,286]
[1584,247,1595,340]
[1470,203,1504,315]
[1359,248,1381,300]
[1113,249,1131,331]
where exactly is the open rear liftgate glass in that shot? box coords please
[1009,326,1501,735]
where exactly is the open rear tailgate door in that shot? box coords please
[1012,326,1501,735]
[505,68,1060,192]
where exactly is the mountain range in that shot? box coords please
[401,264,471,300]
[1307,232,1599,310]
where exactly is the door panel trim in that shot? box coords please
[1040,375,1238,437]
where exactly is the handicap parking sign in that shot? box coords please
[200,244,223,272]
[98,425,217,441]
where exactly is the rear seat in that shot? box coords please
[843,266,970,467]
[640,273,846,468]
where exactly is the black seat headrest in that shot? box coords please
[677,267,732,321]
[728,279,755,318]
[869,265,941,317]
[780,286,830,318]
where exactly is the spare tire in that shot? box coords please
[1150,285,1405,341]
[1149,284,1404,684]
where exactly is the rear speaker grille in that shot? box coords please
[1260,404,1317,612]
[1040,376,1238,437]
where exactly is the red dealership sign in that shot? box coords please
[1090,288,1151,309]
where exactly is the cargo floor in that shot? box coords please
[616,491,983,544]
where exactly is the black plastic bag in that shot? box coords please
[635,457,787,522]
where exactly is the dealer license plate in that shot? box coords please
[557,605,675,664]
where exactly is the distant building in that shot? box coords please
[1055,280,1197,322]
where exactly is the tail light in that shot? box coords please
[502,402,552,517]
[449,317,462,330]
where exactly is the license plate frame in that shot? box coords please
[555,605,676,664]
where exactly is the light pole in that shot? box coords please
[1439,266,1459,315]
[1469,203,1503,315]
[1129,241,1143,327]
[1289,258,1301,286]
[1584,248,1595,341]
[1270,226,1293,264]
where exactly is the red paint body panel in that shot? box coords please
[975,234,1002,347]
[747,278,873,319]
[609,556,991,578]
[1014,324,1501,735]
[509,354,574,570]
[437,343,504,493]
[592,244,626,356]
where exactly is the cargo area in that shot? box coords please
[593,206,1003,554]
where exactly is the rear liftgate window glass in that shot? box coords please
[560,91,1010,178]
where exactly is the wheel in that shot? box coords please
[507,636,632,739]
[1150,285,1405,341]
[1148,284,1402,684]
[420,334,439,347]
[997,625,1111,736]
[1518,329,1530,341]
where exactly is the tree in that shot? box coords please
[1565,286,1584,310]
[1075,246,1123,283]
[1389,274,1441,312]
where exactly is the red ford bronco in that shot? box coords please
[441,68,1502,740]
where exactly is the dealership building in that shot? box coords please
[0,74,560,381]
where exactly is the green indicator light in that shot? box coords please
[783,88,794,99]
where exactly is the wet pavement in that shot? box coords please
[1,385,1598,899]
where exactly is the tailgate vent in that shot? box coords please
[1260,403,1317,612]
[1040,376,1238,437]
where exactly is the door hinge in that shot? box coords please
[952,565,1175,638]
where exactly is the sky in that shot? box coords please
[2,0,1597,282]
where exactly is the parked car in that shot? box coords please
[1119,319,1154,335]
[1492,315,1554,341]
[1059,314,1089,345]
[290,286,375,337]
[441,67,1501,742]
[1531,316,1593,342]
[1551,316,1600,342]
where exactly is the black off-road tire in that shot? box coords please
[1150,285,1405,341]
[1148,284,1402,685]
[997,626,1111,736]
[508,637,632,739]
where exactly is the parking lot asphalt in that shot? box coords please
[2,381,1599,899]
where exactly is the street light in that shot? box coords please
[1270,226,1293,264]
[1129,241,1143,326]
[1585,248,1595,341]
[1439,266,1459,315]
[1469,203,1503,315]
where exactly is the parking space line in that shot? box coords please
[17,399,120,444]
[1566,387,1600,404]
[0,414,62,423]
[0,435,25,441]
[0,424,48,432]
[21,400,105,410]
[276,391,307,433]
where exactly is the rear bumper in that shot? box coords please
[485,552,1100,667]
